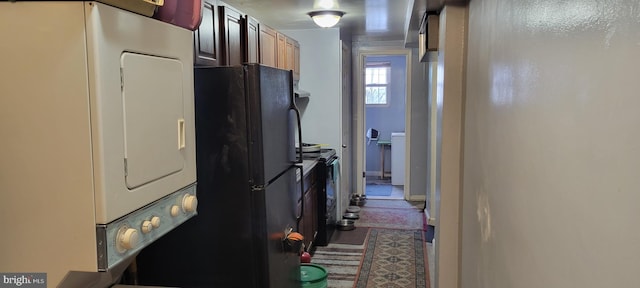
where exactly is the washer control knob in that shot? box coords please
[150,216,161,228]
[141,220,153,234]
[170,205,181,217]
[182,194,198,213]
[117,228,139,252]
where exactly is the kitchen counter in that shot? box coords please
[296,159,317,181]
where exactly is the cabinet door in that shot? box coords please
[259,24,277,67]
[194,0,219,66]
[293,41,300,80]
[276,32,287,69]
[244,16,260,63]
[303,189,313,248]
[219,4,243,66]
[285,37,295,72]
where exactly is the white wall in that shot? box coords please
[434,5,467,288]
[282,28,342,154]
[282,28,345,215]
[463,0,640,287]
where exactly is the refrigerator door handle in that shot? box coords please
[292,107,303,164]
[295,164,304,231]
[289,70,303,164]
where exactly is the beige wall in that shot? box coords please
[434,5,468,288]
[462,0,640,287]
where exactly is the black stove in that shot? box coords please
[299,148,337,161]
[310,148,338,247]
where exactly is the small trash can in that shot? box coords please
[300,263,328,288]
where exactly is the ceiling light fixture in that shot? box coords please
[308,10,345,28]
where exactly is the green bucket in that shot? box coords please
[300,263,328,288]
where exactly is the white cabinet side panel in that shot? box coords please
[0,2,97,286]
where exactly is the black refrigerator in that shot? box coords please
[135,64,302,288]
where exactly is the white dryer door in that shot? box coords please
[121,52,185,189]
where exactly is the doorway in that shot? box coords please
[355,49,412,200]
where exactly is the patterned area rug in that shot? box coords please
[356,207,424,230]
[311,244,363,288]
[356,229,428,288]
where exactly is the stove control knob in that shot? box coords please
[117,228,139,251]
[141,220,153,234]
[182,194,198,213]
[150,216,161,228]
[170,205,181,217]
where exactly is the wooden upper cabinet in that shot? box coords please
[293,41,300,80]
[208,1,300,75]
[219,3,243,66]
[194,0,220,66]
[275,32,300,77]
[276,32,287,69]
[244,16,260,63]
[259,24,277,67]
[285,37,294,71]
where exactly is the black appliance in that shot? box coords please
[302,149,338,247]
[135,64,303,288]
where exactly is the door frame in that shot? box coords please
[354,48,412,199]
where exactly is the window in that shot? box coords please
[365,63,390,105]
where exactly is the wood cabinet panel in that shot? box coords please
[194,0,219,66]
[205,2,300,76]
[259,24,277,67]
[244,16,260,63]
[275,32,300,78]
[293,41,300,80]
[276,32,287,69]
[296,167,317,250]
[219,4,243,66]
[285,37,294,72]
[303,186,315,249]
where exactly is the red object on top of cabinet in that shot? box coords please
[154,0,203,31]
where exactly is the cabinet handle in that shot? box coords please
[178,118,186,150]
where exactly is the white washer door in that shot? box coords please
[121,52,185,189]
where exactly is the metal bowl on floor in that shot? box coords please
[346,206,361,213]
[343,212,359,220]
[350,198,366,206]
[336,219,355,231]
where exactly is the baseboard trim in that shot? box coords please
[407,195,426,201]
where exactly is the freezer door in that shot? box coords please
[245,64,296,185]
[252,166,300,287]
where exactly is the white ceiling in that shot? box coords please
[220,0,413,42]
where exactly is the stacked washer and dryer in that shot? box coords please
[0,2,198,287]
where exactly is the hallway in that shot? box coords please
[311,199,433,287]
[364,175,405,200]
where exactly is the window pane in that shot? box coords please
[365,67,389,84]
[366,87,387,105]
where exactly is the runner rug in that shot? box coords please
[356,207,424,230]
[311,244,363,288]
[355,229,428,288]
[364,199,425,210]
[331,227,370,245]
